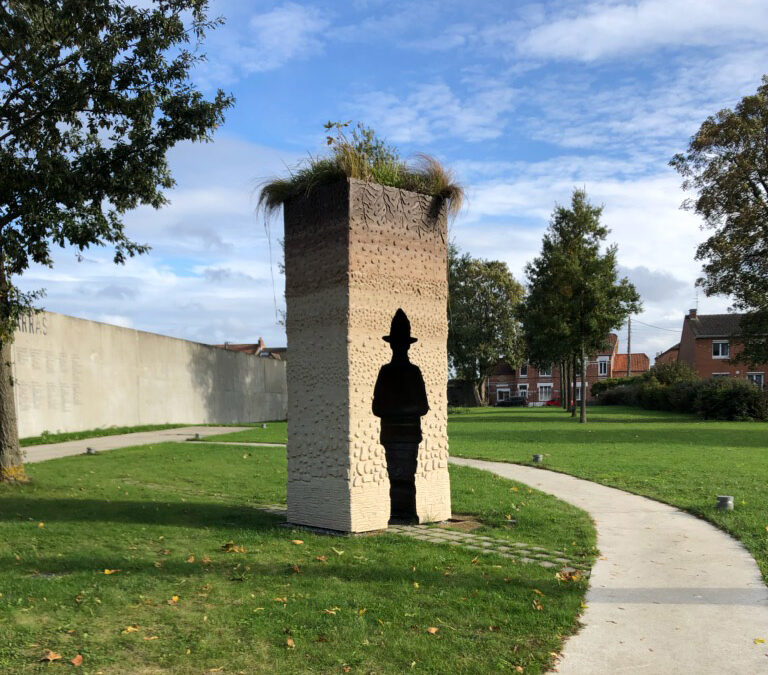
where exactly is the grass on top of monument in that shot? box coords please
[0,441,594,675]
[449,405,768,583]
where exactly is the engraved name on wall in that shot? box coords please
[13,314,83,415]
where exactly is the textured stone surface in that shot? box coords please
[284,179,451,532]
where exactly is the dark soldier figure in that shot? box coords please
[372,309,429,521]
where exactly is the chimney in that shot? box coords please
[688,308,697,319]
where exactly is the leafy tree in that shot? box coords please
[521,190,641,423]
[0,0,233,482]
[670,75,768,365]
[448,244,524,406]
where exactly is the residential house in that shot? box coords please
[215,337,287,360]
[654,343,680,366]
[668,309,766,388]
[488,334,651,405]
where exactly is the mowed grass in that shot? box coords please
[0,442,595,675]
[19,425,188,447]
[449,406,768,582]
[202,421,287,444]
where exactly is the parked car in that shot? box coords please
[544,398,561,407]
[496,396,528,407]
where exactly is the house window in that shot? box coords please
[575,383,585,401]
[598,357,609,376]
[712,341,730,359]
[518,384,528,399]
[497,388,510,403]
[538,384,553,402]
[747,373,765,389]
[519,364,528,377]
[539,364,552,377]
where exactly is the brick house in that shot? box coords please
[671,309,766,388]
[215,337,287,360]
[488,334,650,405]
[654,343,680,366]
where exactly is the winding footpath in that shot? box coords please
[451,457,768,674]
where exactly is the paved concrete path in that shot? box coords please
[24,426,250,463]
[451,457,768,674]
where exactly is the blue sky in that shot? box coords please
[17,0,768,358]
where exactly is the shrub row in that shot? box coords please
[596,362,768,421]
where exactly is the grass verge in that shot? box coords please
[449,405,768,582]
[0,441,594,674]
[200,422,287,445]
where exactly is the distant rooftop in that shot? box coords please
[686,310,742,338]
[214,337,287,360]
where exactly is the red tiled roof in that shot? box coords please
[614,353,650,373]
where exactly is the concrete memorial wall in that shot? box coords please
[284,178,452,533]
[11,311,287,437]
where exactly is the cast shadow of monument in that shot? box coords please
[372,309,428,523]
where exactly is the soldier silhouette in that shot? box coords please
[372,309,429,521]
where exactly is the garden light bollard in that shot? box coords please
[532,454,544,464]
[716,495,734,511]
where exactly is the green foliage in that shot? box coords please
[0,0,233,341]
[596,366,767,421]
[520,189,641,421]
[448,244,524,403]
[257,122,464,218]
[671,75,768,364]
[694,378,768,421]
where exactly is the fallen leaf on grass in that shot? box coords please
[322,607,340,615]
[533,589,544,596]
[160,549,171,556]
[154,561,163,568]
[315,555,328,562]
[103,569,120,575]
[755,638,766,644]
[39,649,62,662]
[290,564,301,574]
[412,582,419,589]
[342,667,352,673]
[331,547,344,556]
[274,597,287,603]
[514,667,524,673]
[38,522,45,528]
[291,539,304,545]
[143,636,159,641]
[221,541,245,553]
[122,625,140,634]
[426,627,439,634]
[71,654,83,667]
[286,637,295,649]
[167,595,179,605]
[186,555,195,563]
[556,568,582,583]
[208,668,224,673]
[532,599,543,611]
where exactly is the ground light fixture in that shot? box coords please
[716,495,734,511]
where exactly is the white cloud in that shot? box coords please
[352,82,517,144]
[519,0,768,61]
[195,2,329,85]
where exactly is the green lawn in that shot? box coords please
[0,441,594,674]
[201,421,287,444]
[449,405,768,582]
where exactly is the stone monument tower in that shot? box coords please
[283,178,451,532]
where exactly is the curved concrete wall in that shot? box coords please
[11,311,286,437]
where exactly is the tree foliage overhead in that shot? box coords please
[670,75,768,364]
[448,244,524,403]
[520,189,641,421]
[0,0,233,482]
[0,0,233,340]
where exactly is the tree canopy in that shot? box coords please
[520,189,641,422]
[0,0,233,482]
[448,245,524,405]
[670,75,768,364]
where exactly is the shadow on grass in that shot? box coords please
[0,497,283,529]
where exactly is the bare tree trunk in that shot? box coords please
[571,354,578,417]
[579,349,587,424]
[471,381,483,407]
[560,362,567,410]
[0,338,24,482]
